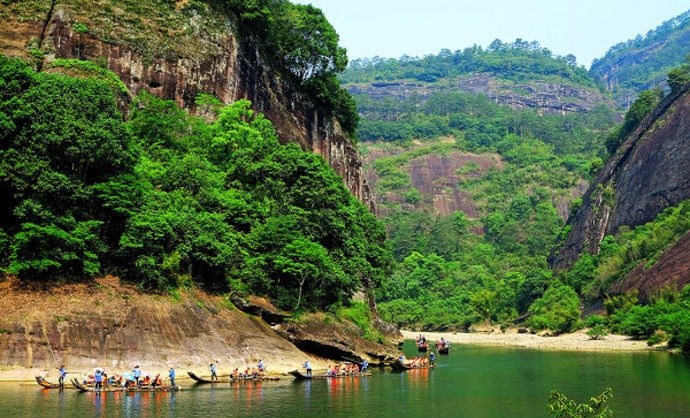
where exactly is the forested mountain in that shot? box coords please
[2,0,690,360]
[590,9,690,106]
[347,20,690,351]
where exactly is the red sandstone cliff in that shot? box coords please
[0,1,372,210]
[551,85,690,296]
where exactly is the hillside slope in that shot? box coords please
[552,85,690,284]
[590,10,690,106]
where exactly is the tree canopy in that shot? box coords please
[0,55,390,312]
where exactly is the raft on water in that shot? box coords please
[70,378,180,392]
[187,371,280,384]
[390,361,436,371]
[289,370,372,380]
[35,376,70,389]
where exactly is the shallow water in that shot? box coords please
[3,342,690,418]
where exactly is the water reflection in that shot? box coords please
[3,347,690,418]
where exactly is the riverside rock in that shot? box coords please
[0,277,401,381]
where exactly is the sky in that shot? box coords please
[292,1,690,69]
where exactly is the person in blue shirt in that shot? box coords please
[303,361,312,376]
[360,360,368,372]
[132,365,141,385]
[429,352,436,366]
[94,368,103,390]
[257,359,265,373]
[169,367,176,387]
[58,366,67,387]
[210,363,217,381]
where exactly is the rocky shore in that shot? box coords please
[401,329,652,351]
[0,276,401,382]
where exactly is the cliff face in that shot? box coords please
[363,147,501,219]
[551,87,690,280]
[0,277,400,381]
[347,73,615,115]
[0,2,372,209]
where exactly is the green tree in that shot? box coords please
[276,4,347,82]
[548,388,614,418]
[274,236,340,310]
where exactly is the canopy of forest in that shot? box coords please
[0,55,391,312]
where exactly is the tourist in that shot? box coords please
[303,360,312,376]
[132,365,141,385]
[152,373,162,388]
[257,359,265,372]
[360,360,369,372]
[94,368,104,390]
[141,374,151,386]
[169,367,176,387]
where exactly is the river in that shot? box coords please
[2,341,690,418]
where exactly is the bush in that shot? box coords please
[548,387,614,418]
[586,324,608,340]
[528,283,582,334]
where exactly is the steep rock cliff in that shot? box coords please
[551,86,690,275]
[0,2,372,209]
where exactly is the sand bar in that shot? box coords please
[401,329,653,352]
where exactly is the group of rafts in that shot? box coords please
[36,348,448,390]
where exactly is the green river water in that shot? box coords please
[2,341,690,418]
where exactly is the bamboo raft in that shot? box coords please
[289,370,372,380]
[35,376,71,389]
[390,361,436,371]
[70,378,180,392]
[187,371,280,384]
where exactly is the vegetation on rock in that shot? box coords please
[0,54,390,313]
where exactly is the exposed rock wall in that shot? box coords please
[347,73,615,115]
[551,86,690,271]
[0,277,400,381]
[0,4,372,210]
[363,147,501,219]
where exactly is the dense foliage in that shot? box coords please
[342,39,595,87]
[348,49,618,330]
[354,46,690,337]
[223,0,358,136]
[0,55,390,312]
[548,388,614,418]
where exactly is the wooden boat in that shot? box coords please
[417,342,429,352]
[187,371,280,383]
[70,377,180,392]
[390,361,436,371]
[289,370,372,380]
[35,375,69,389]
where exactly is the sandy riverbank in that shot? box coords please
[401,329,654,352]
